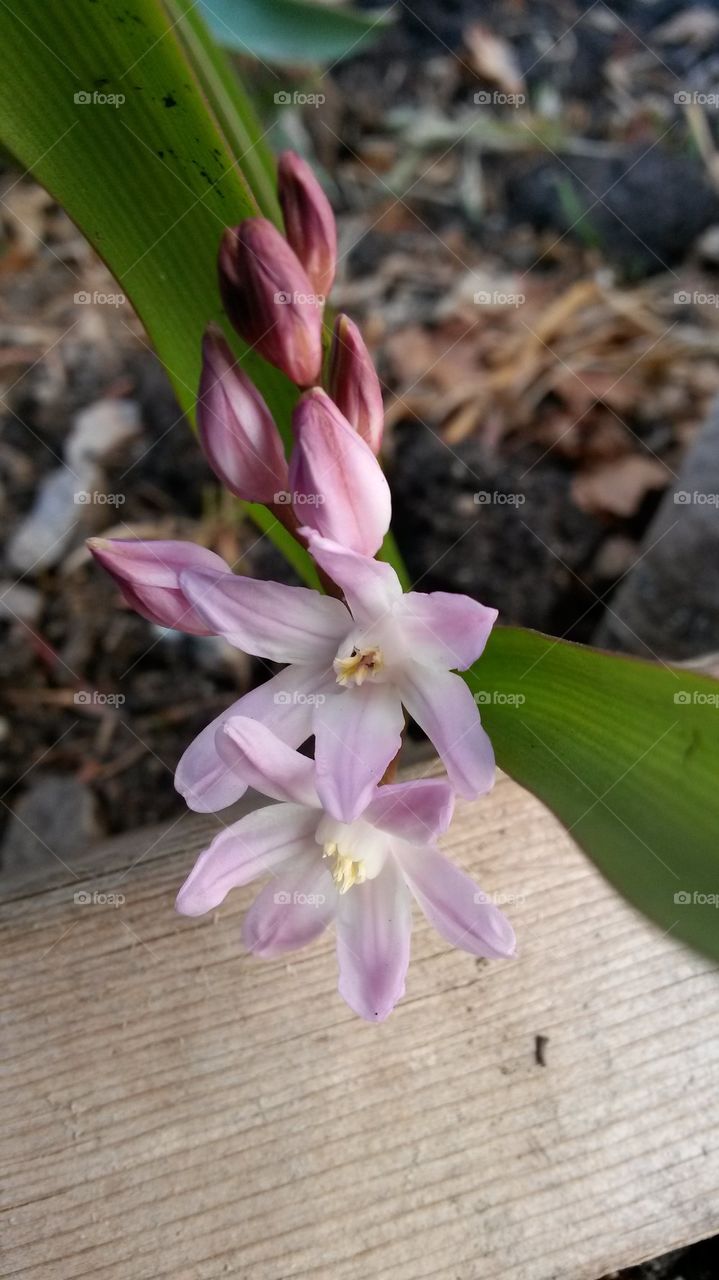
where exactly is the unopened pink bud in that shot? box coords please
[218,218,323,387]
[198,328,289,504]
[289,387,391,556]
[88,538,231,635]
[328,314,384,454]
[278,150,337,299]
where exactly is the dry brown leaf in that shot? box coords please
[464,23,525,96]
[572,455,671,517]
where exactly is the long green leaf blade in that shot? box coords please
[0,0,320,582]
[468,628,719,959]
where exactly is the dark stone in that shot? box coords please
[595,398,719,658]
[1,773,103,876]
[505,147,719,278]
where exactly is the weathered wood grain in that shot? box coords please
[2,772,718,1279]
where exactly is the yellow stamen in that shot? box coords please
[322,842,367,894]
[333,646,383,687]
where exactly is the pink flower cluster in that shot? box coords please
[89,152,514,1020]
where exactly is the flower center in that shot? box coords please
[333,645,384,687]
[316,814,387,893]
[322,841,367,894]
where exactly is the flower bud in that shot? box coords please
[278,150,337,299]
[289,387,391,556]
[198,328,289,504]
[218,218,323,387]
[88,538,231,635]
[328,314,384,454]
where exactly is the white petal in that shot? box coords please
[399,591,497,670]
[300,530,402,625]
[400,664,495,799]
[175,666,330,812]
[336,857,412,1021]
[314,684,404,823]
[218,716,319,807]
[175,803,317,916]
[395,842,516,958]
[180,568,350,663]
[242,853,336,956]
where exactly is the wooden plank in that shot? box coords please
[2,771,718,1280]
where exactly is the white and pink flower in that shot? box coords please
[175,717,515,1021]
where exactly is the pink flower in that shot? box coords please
[197,328,289,503]
[277,150,337,299]
[289,387,391,554]
[218,217,323,386]
[175,531,497,820]
[175,717,515,1021]
[328,314,384,454]
[86,537,232,636]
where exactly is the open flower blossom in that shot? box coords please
[175,529,497,822]
[175,716,515,1021]
[89,150,513,1019]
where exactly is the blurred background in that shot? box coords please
[2,0,719,904]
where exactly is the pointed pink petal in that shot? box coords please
[242,854,336,956]
[179,568,350,663]
[328,314,383,454]
[289,389,391,556]
[88,538,231,635]
[299,530,402,624]
[175,803,317,916]
[175,665,330,812]
[400,592,498,670]
[365,778,454,844]
[336,858,411,1021]
[395,843,516,959]
[314,684,404,823]
[218,715,319,807]
[278,151,337,299]
[400,664,495,799]
[198,328,289,504]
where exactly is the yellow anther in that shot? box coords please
[333,645,383,687]
[322,842,367,894]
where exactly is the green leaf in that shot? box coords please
[467,628,719,960]
[198,0,392,66]
[0,0,320,585]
